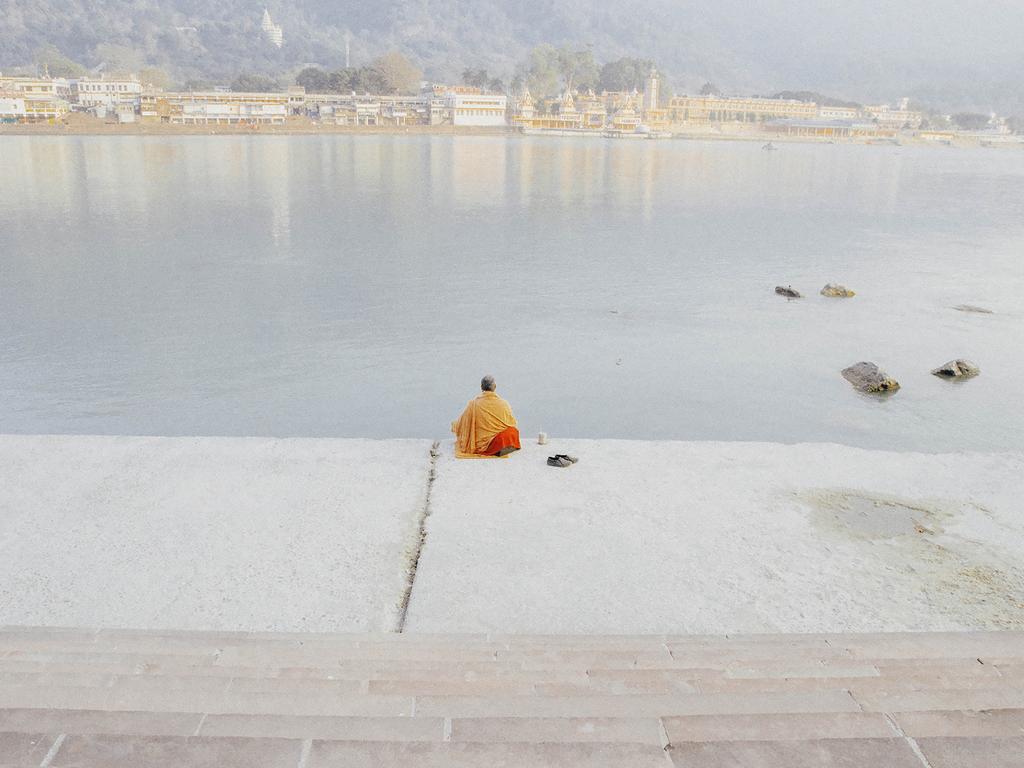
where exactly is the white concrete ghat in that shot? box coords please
[412,440,1024,634]
[0,435,432,633]
[1,435,1022,634]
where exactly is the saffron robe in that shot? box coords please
[451,391,520,458]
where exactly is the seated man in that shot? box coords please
[451,375,521,458]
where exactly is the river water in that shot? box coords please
[1,135,1022,451]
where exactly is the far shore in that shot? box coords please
[2,114,1018,148]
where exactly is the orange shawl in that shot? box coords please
[451,391,518,458]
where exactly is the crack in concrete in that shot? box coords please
[38,734,65,768]
[394,441,440,633]
[884,712,935,768]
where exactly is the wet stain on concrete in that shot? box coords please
[798,489,1024,629]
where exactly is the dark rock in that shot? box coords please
[953,305,994,314]
[775,286,802,298]
[842,362,900,393]
[931,359,980,378]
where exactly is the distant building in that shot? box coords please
[0,76,70,122]
[72,77,142,111]
[516,88,536,120]
[669,95,817,124]
[0,76,71,99]
[574,91,610,129]
[176,101,286,125]
[642,68,659,112]
[766,119,896,140]
[443,91,507,127]
[261,9,284,48]
[0,94,68,122]
[818,106,860,120]
[863,101,922,130]
[141,90,291,125]
[431,84,482,96]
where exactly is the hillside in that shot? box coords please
[1,0,1022,113]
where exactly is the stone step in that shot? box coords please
[667,738,924,767]
[4,708,1023,743]
[0,733,672,768]
[5,731,1022,768]
[915,736,1024,768]
[891,709,1024,738]
[662,712,896,742]
[1,628,1023,767]
[7,628,1023,671]
[410,690,862,718]
[0,686,413,717]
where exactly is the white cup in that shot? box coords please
[538,432,548,445]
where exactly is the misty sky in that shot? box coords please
[638,0,1023,108]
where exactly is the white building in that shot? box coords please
[642,68,659,112]
[0,76,72,100]
[818,105,860,120]
[0,77,70,121]
[863,101,923,130]
[445,92,507,127]
[72,77,142,110]
[0,96,26,121]
[174,101,287,125]
[262,9,284,48]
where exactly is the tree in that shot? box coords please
[374,51,421,94]
[1007,115,1023,134]
[699,81,721,96]
[296,66,330,92]
[461,68,489,89]
[352,65,387,94]
[598,57,655,92]
[522,44,596,97]
[231,73,280,92]
[918,109,951,130]
[138,67,170,89]
[526,44,561,98]
[951,112,990,130]
[557,46,598,93]
[326,68,357,93]
[487,77,505,94]
[33,45,85,78]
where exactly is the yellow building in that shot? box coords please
[141,90,293,124]
[765,119,896,140]
[0,78,69,123]
[669,95,817,124]
[0,94,67,123]
[514,92,590,132]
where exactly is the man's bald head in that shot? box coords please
[481,375,496,392]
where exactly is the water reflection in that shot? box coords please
[1,135,1023,451]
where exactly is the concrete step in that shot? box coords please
[5,731,1022,767]
[1,628,1023,766]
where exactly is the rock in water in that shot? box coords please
[821,283,856,297]
[953,305,994,314]
[842,362,900,393]
[775,286,802,298]
[931,359,980,378]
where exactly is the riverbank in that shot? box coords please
[2,435,1021,634]
[0,114,510,137]
[2,113,1019,147]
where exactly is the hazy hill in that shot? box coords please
[1,0,1022,113]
